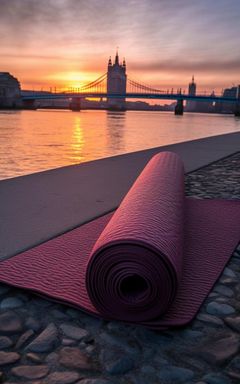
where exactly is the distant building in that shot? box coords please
[195,90,215,113]
[215,86,237,114]
[186,76,215,113]
[107,51,127,110]
[0,72,21,108]
[186,75,197,112]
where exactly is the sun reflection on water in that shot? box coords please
[71,116,85,161]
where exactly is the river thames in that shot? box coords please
[0,109,240,180]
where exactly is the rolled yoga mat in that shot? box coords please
[0,152,239,330]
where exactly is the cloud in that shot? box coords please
[1,0,240,90]
[129,59,240,74]
[1,53,68,61]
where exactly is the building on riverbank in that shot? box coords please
[215,86,238,114]
[0,72,21,108]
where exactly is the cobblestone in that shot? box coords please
[0,311,22,334]
[26,323,59,353]
[0,351,20,366]
[59,347,97,371]
[45,371,81,384]
[60,323,89,340]
[206,302,235,316]
[11,364,49,379]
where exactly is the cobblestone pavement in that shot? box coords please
[0,152,240,384]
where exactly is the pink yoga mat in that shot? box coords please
[0,152,239,330]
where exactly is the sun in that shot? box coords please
[64,72,85,88]
[48,71,97,91]
[59,72,86,90]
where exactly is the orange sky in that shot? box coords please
[1,0,240,94]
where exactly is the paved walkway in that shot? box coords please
[0,152,240,384]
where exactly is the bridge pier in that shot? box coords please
[175,99,184,115]
[22,99,37,110]
[234,85,240,116]
[234,104,240,117]
[70,97,81,111]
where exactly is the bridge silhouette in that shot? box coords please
[21,71,240,115]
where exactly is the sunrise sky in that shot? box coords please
[1,0,240,93]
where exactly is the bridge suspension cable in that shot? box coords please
[78,73,107,92]
[73,72,165,95]
[127,77,165,94]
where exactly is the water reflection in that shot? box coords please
[107,111,126,120]
[0,110,21,115]
[1,110,240,180]
[71,116,85,161]
[106,111,126,151]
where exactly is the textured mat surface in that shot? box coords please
[0,152,239,329]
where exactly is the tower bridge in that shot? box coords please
[20,52,240,116]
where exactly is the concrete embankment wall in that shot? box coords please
[1,131,240,260]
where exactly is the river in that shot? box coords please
[0,109,239,180]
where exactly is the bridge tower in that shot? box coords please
[186,75,197,112]
[107,51,127,110]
